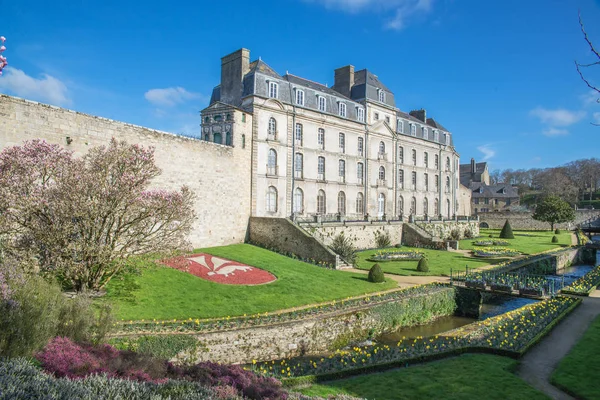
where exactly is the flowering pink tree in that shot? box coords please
[0,139,196,291]
[0,36,6,76]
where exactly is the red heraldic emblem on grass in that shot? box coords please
[162,253,277,285]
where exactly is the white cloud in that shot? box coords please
[477,145,495,161]
[580,90,600,106]
[0,67,70,106]
[144,87,200,107]
[543,127,569,137]
[302,0,435,30]
[529,107,586,127]
[594,112,600,124]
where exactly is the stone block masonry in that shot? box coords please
[0,95,253,248]
[479,211,600,230]
[300,221,404,250]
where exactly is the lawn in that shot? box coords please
[460,229,572,254]
[296,354,548,400]
[551,314,600,399]
[355,246,503,276]
[355,229,571,276]
[104,244,396,321]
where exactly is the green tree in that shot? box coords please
[532,195,576,231]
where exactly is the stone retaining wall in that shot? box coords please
[300,221,403,250]
[478,210,600,230]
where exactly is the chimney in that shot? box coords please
[220,48,250,105]
[470,158,476,174]
[333,65,355,98]
[409,109,427,123]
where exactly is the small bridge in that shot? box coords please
[578,215,600,233]
[450,267,571,299]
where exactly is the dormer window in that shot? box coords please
[410,124,416,136]
[295,89,304,106]
[397,119,404,133]
[445,133,450,145]
[357,107,365,122]
[422,127,428,140]
[434,130,439,142]
[268,81,278,99]
[378,90,385,103]
[338,102,347,118]
[318,95,326,112]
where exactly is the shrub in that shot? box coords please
[555,228,561,234]
[368,264,385,283]
[552,235,559,243]
[110,335,199,360]
[449,228,461,240]
[489,234,494,238]
[374,230,391,248]
[329,232,357,265]
[463,227,474,239]
[499,220,514,239]
[417,257,430,273]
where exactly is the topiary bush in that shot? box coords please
[368,264,385,283]
[499,219,514,239]
[417,257,430,273]
[552,235,559,243]
[555,228,560,234]
[463,227,474,239]
[449,228,461,241]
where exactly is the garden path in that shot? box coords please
[517,294,600,400]
[340,267,450,288]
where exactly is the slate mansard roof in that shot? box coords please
[459,162,488,186]
[470,182,519,199]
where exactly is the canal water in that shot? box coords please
[377,262,596,345]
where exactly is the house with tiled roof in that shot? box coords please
[459,158,519,214]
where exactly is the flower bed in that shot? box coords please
[367,250,424,262]
[472,247,520,258]
[473,240,510,246]
[113,284,450,336]
[255,296,580,381]
[561,265,600,296]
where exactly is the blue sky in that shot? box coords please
[1,0,599,172]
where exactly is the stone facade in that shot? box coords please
[0,95,254,248]
[478,210,600,230]
[204,48,463,223]
[416,220,480,240]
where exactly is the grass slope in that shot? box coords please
[356,229,570,276]
[551,315,600,399]
[297,354,548,400]
[105,244,396,321]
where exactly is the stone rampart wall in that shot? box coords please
[479,211,600,230]
[247,217,339,267]
[0,95,253,247]
[301,221,403,250]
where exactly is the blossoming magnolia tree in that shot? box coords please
[0,139,196,291]
[0,36,6,75]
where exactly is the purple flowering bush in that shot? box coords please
[37,337,288,399]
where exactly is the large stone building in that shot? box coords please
[202,48,462,221]
[459,158,519,214]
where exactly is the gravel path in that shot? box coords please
[517,293,600,400]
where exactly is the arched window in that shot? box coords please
[294,188,304,214]
[317,190,326,214]
[434,198,439,215]
[379,141,385,155]
[266,186,277,212]
[378,193,386,217]
[446,157,451,171]
[446,176,451,192]
[423,198,429,216]
[379,166,386,181]
[398,196,404,215]
[338,191,346,216]
[225,132,232,146]
[267,149,277,175]
[410,197,416,215]
[356,192,364,214]
[295,123,303,146]
[213,132,222,144]
[204,133,210,141]
[268,117,277,138]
